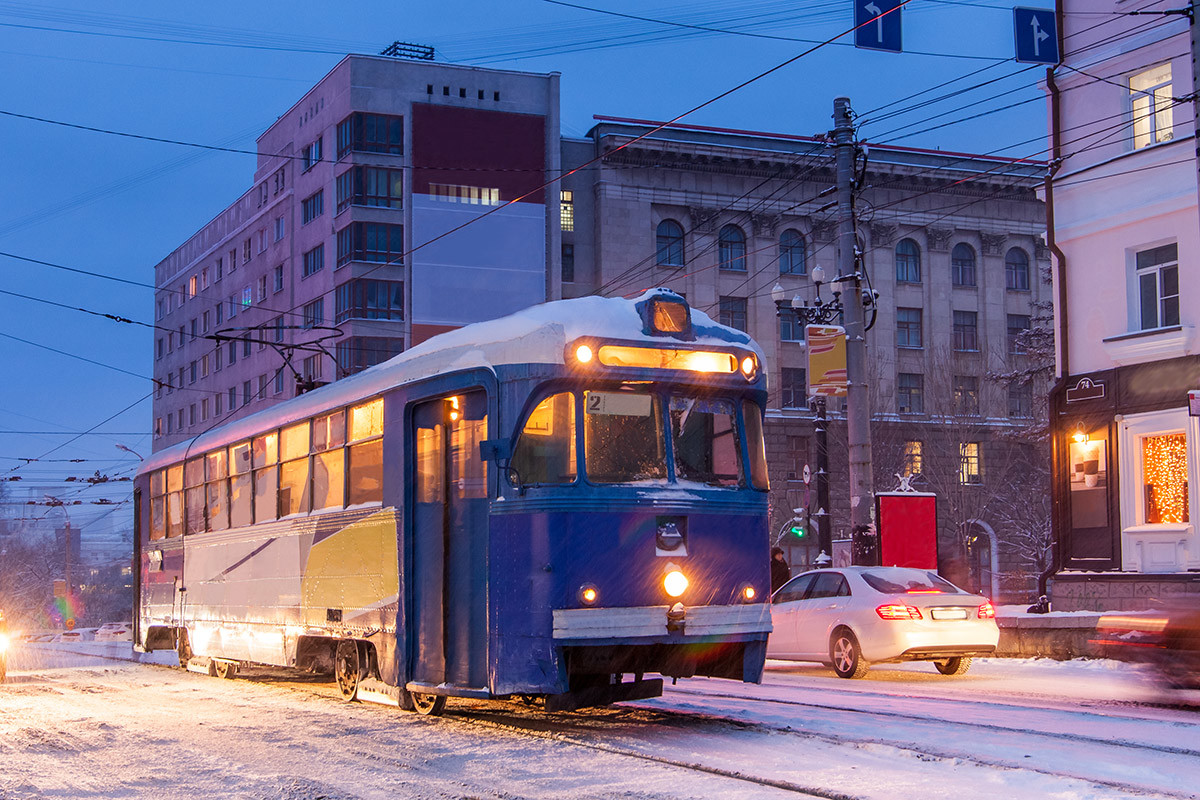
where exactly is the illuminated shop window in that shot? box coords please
[1143,432,1189,524]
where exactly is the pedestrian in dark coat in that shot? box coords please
[770,547,791,595]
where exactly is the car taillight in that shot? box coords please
[876,604,923,621]
[977,601,995,619]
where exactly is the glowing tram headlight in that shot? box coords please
[0,632,9,653]
[579,584,598,605]
[740,355,757,380]
[742,585,756,602]
[663,570,689,598]
[575,344,594,364]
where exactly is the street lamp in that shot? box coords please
[115,444,144,461]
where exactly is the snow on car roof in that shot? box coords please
[143,289,760,473]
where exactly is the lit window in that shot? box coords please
[429,183,500,205]
[1142,432,1189,523]
[560,190,574,232]
[959,442,982,485]
[1130,64,1173,150]
[902,441,922,478]
[1135,243,1180,330]
[898,373,923,414]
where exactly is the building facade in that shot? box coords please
[150,59,1049,600]
[152,56,559,448]
[1046,3,1200,610]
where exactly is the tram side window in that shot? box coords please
[510,392,576,485]
[583,390,666,484]
[742,400,770,490]
[279,421,311,516]
[229,441,253,527]
[253,432,279,522]
[313,410,346,510]
[347,398,384,504]
[670,396,741,488]
[166,464,184,537]
[150,469,166,540]
[206,448,229,531]
[184,457,206,534]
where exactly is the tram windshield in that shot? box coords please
[509,387,768,489]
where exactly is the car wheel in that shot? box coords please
[830,629,868,679]
[934,657,972,676]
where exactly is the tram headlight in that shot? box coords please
[663,570,689,598]
[0,632,9,653]
[575,344,594,364]
[741,585,756,602]
[579,584,599,605]
[740,354,757,380]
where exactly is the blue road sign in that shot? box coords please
[1014,7,1059,64]
[854,0,902,53]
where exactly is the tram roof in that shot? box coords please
[143,289,761,473]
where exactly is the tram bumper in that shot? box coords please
[552,603,771,683]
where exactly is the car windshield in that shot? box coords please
[860,569,964,595]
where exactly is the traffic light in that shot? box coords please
[789,522,807,539]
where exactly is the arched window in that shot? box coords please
[656,219,685,267]
[779,229,806,275]
[951,243,976,287]
[1005,247,1030,291]
[719,224,747,271]
[895,238,921,283]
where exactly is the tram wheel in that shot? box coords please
[214,659,238,680]
[335,639,362,701]
[411,692,446,716]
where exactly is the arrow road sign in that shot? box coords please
[854,0,902,53]
[1014,7,1059,64]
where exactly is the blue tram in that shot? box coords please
[134,289,772,713]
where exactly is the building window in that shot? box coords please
[215,302,223,326]
[334,279,404,323]
[718,296,748,332]
[301,190,324,224]
[214,392,222,417]
[1007,314,1031,354]
[228,386,237,410]
[227,341,237,365]
[273,264,284,293]
[902,440,923,478]
[156,338,164,360]
[781,367,807,409]
[336,166,404,213]
[779,309,805,342]
[719,225,747,271]
[897,373,923,414]
[561,243,575,283]
[1130,63,1173,150]
[257,230,267,254]
[1008,383,1033,418]
[303,244,325,277]
[1142,432,1189,523]
[1136,243,1180,329]
[244,238,252,263]
[257,276,267,303]
[560,190,574,232]
[214,346,222,371]
[243,380,252,406]
[959,442,983,485]
[214,257,223,283]
[273,315,284,342]
[336,112,403,158]
[303,298,324,329]
[953,310,979,351]
[229,248,237,272]
[895,238,921,283]
[429,183,500,205]
[302,136,322,171]
[951,243,976,287]
[1006,247,1030,291]
[302,354,323,382]
[200,355,210,378]
[274,370,285,395]
[189,361,197,384]
[896,307,923,348]
[953,375,980,416]
[656,219,685,267]
[337,222,403,266]
[336,337,404,376]
[779,229,806,275]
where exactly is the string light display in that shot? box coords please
[1143,433,1189,524]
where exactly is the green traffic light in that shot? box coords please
[790,525,806,538]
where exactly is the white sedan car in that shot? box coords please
[768,566,999,678]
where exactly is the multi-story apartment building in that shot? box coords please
[152,57,1048,600]
[152,56,559,446]
[1046,3,1200,610]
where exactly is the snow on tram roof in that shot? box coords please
[142,289,759,473]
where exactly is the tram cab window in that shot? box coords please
[184,458,206,534]
[670,396,741,488]
[583,390,666,484]
[150,470,166,540]
[229,441,253,528]
[742,400,770,490]
[510,392,576,486]
[347,399,384,505]
[166,464,184,537]
[206,448,229,532]
[279,422,311,516]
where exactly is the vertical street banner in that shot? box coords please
[807,325,848,397]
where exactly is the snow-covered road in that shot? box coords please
[1,645,1196,799]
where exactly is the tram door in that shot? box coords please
[412,391,489,690]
